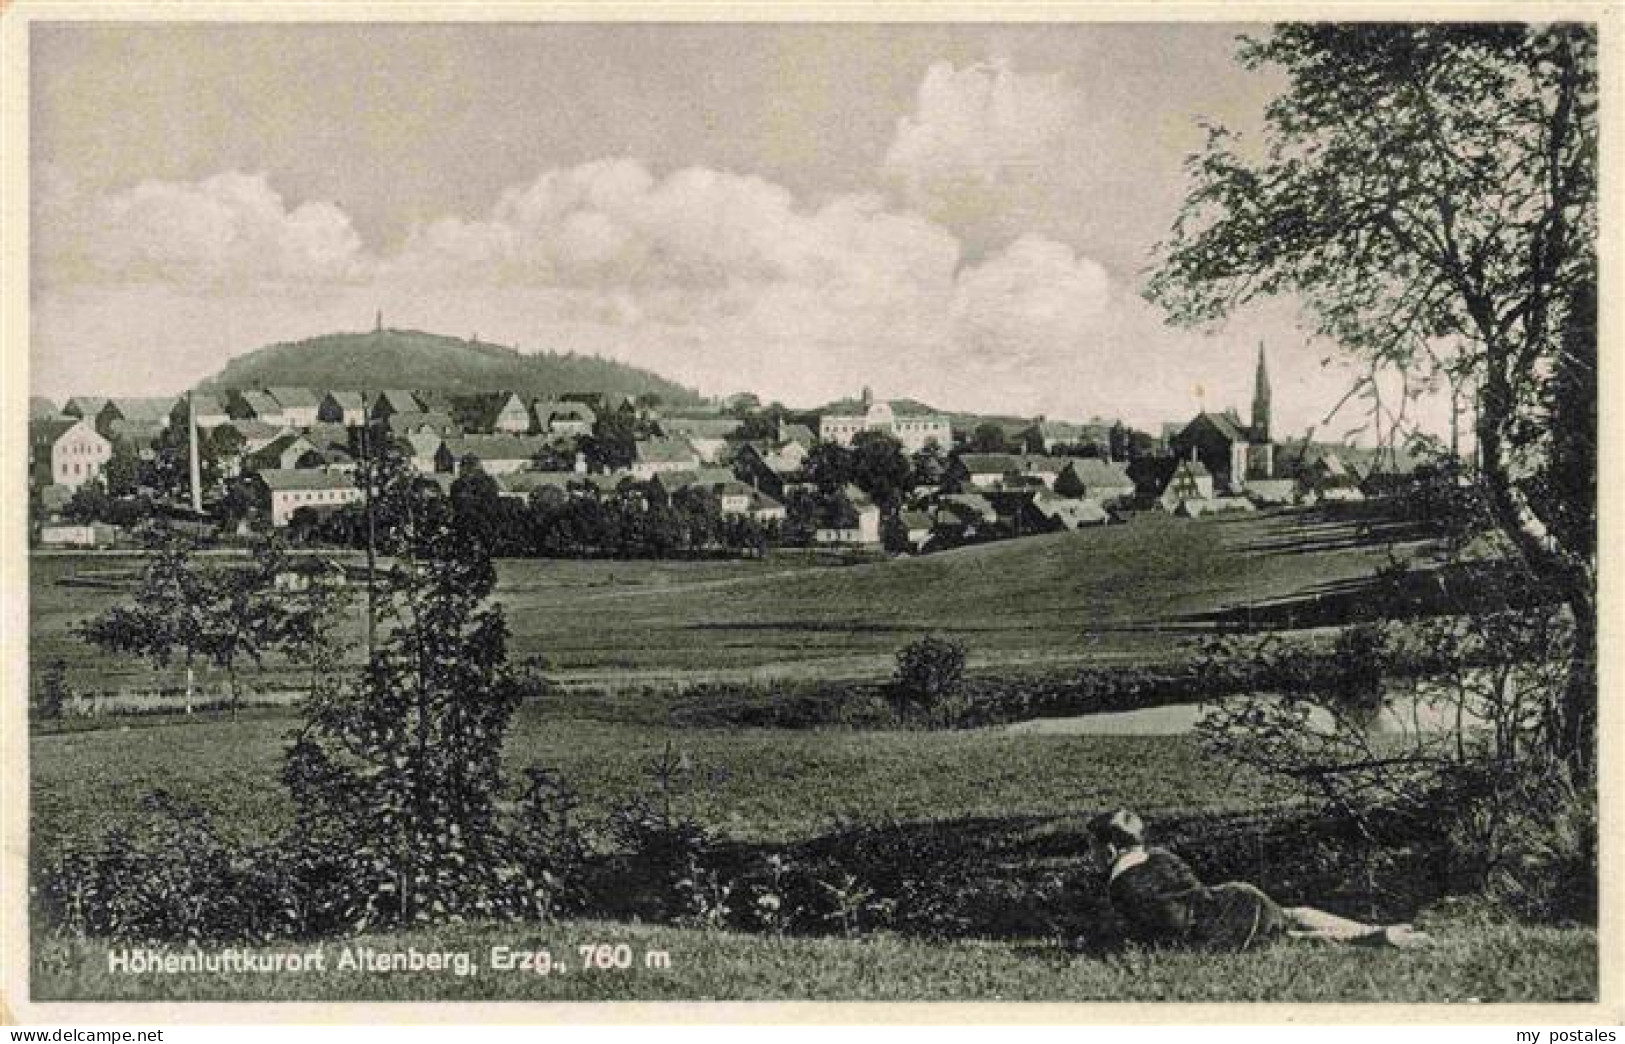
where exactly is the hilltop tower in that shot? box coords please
[1251,342,1272,443]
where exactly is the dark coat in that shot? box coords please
[1108,847,1287,952]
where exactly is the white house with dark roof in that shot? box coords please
[632,437,702,480]
[653,467,737,498]
[744,490,787,523]
[318,390,368,427]
[533,400,596,438]
[819,388,949,452]
[440,434,548,476]
[369,389,423,421]
[900,509,935,550]
[1170,346,1277,492]
[956,453,1025,489]
[222,419,291,455]
[1057,458,1136,504]
[267,387,322,427]
[30,417,112,490]
[227,389,288,426]
[813,485,882,546]
[1159,459,1217,513]
[256,469,363,526]
[97,397,177,433]
[404,433,446,474]
[659,417,740,464]
[713,480,757,516]
[776,422,816,449]
[1034,494,1109,530]
[1298,451,1367,503]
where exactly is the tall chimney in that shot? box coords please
[187,391,203,515]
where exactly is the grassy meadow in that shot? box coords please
[31,507,1431,695]
[31,708,1284,851]
[27,505,1597,1002]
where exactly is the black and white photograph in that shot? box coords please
[4,3,1615,1019]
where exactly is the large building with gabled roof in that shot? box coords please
[818,387,949,453]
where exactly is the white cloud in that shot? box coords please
[884,58,1080,195]
[388,160,961,299]
[950,236,1109,368]
[42,171,369,287]
[33,161,1377,438]
[880,58,1105,250]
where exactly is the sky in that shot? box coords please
[29,21,1414,438]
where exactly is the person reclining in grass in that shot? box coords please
[1086,809,1431,952]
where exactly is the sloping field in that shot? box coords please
[30,507,1434,692]
[497,508,1434,682]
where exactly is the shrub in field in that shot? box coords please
[512,766,594,918]
[815,873,888,939]
[1328,623,1388,725]
[735,854,803,936]
[604,742,728,926]
[668,679,890,729]
[1446,767,1597,926]
[891,635,968,721]
[38,792,293,943]
[33,659,68,721]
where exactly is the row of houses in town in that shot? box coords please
[192,387,605,438]
[35,387,609,440]
[33,348,1426,546]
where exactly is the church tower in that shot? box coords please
[1251,342,1272,443]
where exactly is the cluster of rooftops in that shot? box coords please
[30,377,1424,544]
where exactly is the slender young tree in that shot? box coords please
[80,526,308,717]
[283,461,538,928]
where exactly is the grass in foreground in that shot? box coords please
[30,917,1595,1003]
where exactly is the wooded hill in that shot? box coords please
[204,328,705,404]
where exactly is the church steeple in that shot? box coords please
[1252,341,1272,443]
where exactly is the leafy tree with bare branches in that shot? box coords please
[1146,24,1598,769]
